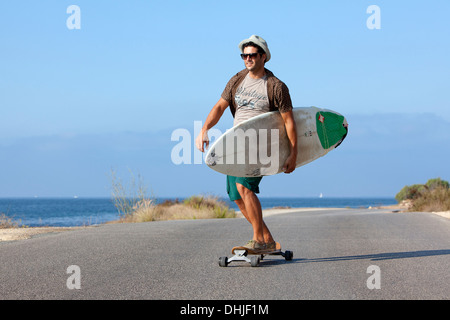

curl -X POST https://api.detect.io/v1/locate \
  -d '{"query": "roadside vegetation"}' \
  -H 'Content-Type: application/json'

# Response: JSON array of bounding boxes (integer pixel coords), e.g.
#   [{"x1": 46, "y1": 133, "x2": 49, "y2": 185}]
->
[
  {"x1": 0, "y1": 213, "x2": 20, "y2": 229},
  {"x1": 112, "y1": 196, "x2": 236, "y2": 223},
  {"x1": 395, "y1": 178, "x2": 450, "y2": 212},
  {"x1": 110, "y1": 170, "x2": 236, "y2": 223}
]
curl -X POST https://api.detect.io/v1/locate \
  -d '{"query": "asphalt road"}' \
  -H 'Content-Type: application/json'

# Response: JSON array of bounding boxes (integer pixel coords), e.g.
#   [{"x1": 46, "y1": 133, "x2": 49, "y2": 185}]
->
[{"x1": 1, "y1": 208, "x2": 449, "y2": 300}]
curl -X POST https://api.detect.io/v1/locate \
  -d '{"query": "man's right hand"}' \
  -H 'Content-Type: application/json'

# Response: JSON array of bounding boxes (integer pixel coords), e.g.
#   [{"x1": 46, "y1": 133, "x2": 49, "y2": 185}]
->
[
  {"x1": 195, "y1": 98, "x2": 229, "y2": 153},
  {"x1": 195, "y1": 130, "x2": 209, "y2": 153}
]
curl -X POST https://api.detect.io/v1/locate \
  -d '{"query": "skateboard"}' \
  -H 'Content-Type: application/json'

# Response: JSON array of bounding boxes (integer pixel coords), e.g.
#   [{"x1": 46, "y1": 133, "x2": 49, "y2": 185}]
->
[{"x1": 219, "y1": 242, "x2": 293, "y2": 267}]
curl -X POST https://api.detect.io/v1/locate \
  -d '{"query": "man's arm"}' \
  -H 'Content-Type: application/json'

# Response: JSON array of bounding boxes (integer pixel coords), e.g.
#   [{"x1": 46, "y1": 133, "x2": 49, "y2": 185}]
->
[
  {"x1": 280, "y1": 110, "x2": 297, "y2": 173},
  {"x1": 195, "y1": 98, "x2": 229, "y2": 152}
]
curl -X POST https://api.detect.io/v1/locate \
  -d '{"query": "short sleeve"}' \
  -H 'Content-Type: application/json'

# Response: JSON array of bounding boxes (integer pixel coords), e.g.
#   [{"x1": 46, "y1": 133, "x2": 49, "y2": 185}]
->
[
  {"x1": 221, "y1": 74, "x2": 239, "y2": 104},
  {"x1": 276, "y1": 82, "x2": 293, "y2": 113}
]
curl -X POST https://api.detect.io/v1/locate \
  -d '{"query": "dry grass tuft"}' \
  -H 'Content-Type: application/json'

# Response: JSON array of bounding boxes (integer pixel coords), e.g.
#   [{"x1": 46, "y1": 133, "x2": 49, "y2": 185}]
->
[
  {"x1": 112, "y1": 195, "x2": 236, "y2": 223},
  {"x1": 409, "y1": 187, "x2": 450, "y2": 212},
  {"x1": 110, "y1": 169, "x2": 235, "y2": 223},
  {"x1": 0, "y1": 213, "x2": 20, "y2": 229}
]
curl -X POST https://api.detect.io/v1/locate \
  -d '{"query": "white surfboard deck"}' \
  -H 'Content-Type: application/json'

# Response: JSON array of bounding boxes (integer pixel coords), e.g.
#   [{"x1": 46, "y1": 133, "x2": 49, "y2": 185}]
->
[{"x1": 205, "y1": 106, "x2": 348, "y2": 177}]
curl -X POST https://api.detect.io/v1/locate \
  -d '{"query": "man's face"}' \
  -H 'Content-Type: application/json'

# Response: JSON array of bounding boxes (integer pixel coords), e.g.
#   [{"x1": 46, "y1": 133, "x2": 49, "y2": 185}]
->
[{"x1": 243, "y1": 46, "x2": 266, "y2": 72}]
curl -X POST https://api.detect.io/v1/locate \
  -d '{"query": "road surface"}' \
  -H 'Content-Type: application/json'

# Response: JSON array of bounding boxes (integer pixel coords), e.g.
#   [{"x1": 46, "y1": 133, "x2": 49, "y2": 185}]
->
[{"x1": 1, "y1": 208, "x2": 449, "y2": 300}]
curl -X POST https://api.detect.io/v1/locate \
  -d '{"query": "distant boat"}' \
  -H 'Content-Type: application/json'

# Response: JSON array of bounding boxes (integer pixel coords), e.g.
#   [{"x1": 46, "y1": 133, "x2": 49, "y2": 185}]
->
[
  {"x1": 73, "y1": 196, "x2": 79, "y2": 199},
  {"x1": 319, "y1": 193, "x2": 323, "y2": 198}
]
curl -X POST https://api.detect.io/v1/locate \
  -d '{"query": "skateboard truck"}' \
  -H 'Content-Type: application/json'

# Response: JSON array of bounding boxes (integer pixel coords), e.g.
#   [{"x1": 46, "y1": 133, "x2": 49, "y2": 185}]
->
[{"x1": 219, "y1": 243, "x2": 293, "y2": 267}]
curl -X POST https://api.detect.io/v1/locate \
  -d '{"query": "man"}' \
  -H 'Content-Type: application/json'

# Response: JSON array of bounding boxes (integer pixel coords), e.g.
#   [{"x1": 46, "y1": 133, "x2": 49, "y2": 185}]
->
[{"x1": 196, "y1": 35, "x2": 297, "y2": 252}]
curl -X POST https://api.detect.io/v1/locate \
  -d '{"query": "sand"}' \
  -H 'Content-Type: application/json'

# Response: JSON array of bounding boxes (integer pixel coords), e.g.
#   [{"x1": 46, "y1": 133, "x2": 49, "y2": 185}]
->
[{"x1": 0, "y1": 226, "x2": 87, "y2": 242}]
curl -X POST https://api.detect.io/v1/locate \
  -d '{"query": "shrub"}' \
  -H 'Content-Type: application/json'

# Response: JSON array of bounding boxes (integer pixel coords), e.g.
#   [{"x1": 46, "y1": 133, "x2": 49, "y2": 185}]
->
[
  {"x1": 395, "y1": 184, "x2": 427, "y2": 202},
  {"x1": 410, "y1": 186, "x2": 450, "y2": 212},
  {"x1": 426, "y1": 178, "x2": 449, "y2": 191},
  {"x1": 396, "y1": 178, "x2": 450, "y2": 212}
]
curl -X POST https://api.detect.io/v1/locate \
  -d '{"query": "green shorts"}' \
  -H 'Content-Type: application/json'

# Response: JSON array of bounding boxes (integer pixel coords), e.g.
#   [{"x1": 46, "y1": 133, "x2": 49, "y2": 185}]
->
[{"x1": 226, "y1": 175, "x2": 263, "y2": 201}]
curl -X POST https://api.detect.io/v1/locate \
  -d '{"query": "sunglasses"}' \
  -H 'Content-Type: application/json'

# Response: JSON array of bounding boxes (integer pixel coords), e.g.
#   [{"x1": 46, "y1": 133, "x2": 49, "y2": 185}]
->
[{"x1": 240, "y1": 53, "x2": 260, "y2": 60}]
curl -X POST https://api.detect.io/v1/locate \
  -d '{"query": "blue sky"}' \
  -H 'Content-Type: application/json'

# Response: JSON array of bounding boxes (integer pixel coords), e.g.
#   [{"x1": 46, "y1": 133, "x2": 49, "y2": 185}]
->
[{"x1": 0, "y1": 1, "x2": 449, "y2": 198}]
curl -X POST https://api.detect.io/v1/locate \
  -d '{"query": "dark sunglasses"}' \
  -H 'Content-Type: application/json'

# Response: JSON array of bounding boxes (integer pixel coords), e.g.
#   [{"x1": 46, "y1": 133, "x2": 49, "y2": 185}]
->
[{"x1": 240, "y1": 53, "x2": 260, "y2": 60}]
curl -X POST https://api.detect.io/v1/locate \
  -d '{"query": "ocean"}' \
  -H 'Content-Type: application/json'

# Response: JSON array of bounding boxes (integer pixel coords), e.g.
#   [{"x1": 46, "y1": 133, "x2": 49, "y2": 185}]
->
[{"x1": 0, "y1": 197, "x2": 397, "y2": 228}]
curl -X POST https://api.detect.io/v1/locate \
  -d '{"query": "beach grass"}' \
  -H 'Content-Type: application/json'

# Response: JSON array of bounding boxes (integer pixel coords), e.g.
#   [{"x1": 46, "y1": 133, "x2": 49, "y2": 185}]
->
[
  {"x1": 0, "y1": 213, "x2": 20, "y2": 229},
  {"x1": 111, "y1": 170, "x2": 236, "y2": 223},
  {"x1": 110, "y1": 195, "x2": 236, "y2": 223},
  {"x1": 110, "y1": 168, "x2": 235, "y2": 223}
]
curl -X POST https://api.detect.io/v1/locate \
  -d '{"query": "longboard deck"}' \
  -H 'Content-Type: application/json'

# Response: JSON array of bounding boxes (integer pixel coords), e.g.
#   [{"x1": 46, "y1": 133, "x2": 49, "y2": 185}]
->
[{"x1": 231, "y1": 242, "x2": 282, "y2": 255}]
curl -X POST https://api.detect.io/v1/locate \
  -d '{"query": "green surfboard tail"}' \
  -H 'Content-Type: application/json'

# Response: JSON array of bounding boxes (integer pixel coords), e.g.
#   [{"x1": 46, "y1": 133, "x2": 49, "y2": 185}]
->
[{"x1": 316, "y1": 111, "x2": 348, "y2": 149}]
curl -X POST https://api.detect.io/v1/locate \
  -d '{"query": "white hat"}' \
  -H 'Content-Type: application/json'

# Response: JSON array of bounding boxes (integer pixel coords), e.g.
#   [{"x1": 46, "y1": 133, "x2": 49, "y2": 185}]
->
[{"x1": 238, "y1": 35, "x2": 271, "y2": 63}]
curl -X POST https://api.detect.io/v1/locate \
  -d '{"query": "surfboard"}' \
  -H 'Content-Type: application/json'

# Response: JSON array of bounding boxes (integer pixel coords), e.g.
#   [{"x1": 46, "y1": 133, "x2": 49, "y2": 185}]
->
[{"x1": 205, "y1": 106, "x2": 348, "y2": 177}]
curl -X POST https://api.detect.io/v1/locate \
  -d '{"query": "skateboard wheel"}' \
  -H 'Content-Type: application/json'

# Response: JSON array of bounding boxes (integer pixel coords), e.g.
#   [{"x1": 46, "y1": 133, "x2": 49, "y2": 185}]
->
[
  {"x1": 219, "y1": 256, "x2": 228, "y2": 267},
  {"x1": 284, "y1": 250, "x2": 293, "y2": 261},
  {"x1": 250, "y1": 256, "x2": 260, "y2": 267}
]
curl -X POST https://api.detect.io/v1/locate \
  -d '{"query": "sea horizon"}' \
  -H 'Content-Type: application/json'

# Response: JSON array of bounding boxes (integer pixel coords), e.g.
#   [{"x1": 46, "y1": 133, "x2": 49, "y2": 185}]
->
[{"x1": 0, "y1": 196, "x2": 397, "y2": 228}]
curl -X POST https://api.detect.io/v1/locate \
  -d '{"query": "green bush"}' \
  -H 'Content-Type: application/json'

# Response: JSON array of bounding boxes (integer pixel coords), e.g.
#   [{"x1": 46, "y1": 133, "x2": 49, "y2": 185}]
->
[
  {"x1": 426, "y1": 178, "x2": 449, "y2": 190},
  {"x1": 395, "y1": 184, "x2": 427, "y2": 202}
]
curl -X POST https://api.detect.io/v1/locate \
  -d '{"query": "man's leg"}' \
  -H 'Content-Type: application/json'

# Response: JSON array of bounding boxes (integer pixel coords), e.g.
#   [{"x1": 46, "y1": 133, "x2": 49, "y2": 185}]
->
[{"x1": 235, "y1": 183, "x2": 274, "y2": 245}]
